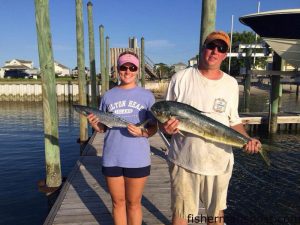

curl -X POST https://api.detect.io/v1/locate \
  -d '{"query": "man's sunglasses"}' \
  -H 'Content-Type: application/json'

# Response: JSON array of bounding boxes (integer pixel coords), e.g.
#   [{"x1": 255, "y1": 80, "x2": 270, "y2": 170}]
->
[
  {"x1": 205, "y1": 42, "x2": 228, "y2": 53},
  {"x1": 119, "y1": 65, "x2": 138, "y2": 72}
]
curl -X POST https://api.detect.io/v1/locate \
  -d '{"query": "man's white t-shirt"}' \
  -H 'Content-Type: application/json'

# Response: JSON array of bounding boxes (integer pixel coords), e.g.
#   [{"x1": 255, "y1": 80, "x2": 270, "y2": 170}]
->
[{"x1": 166, "y1": 67, "x2": 242, "y2": 175}]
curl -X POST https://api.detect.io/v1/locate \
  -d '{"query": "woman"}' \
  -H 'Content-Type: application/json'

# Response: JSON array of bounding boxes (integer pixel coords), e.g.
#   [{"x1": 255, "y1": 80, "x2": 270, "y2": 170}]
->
[{"x1": 87, "y1": 51, "x2": 157, "y2": 225}]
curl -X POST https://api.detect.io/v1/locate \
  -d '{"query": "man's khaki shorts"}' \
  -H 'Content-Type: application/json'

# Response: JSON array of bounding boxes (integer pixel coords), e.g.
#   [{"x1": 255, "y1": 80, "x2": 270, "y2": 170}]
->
[{"x1": 168, "y1": 162, "x2": 232, "y2": 219}]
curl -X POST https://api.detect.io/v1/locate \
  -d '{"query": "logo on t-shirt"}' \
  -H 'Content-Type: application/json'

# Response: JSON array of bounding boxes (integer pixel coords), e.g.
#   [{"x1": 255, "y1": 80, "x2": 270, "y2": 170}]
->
[
  {"x1": 107, "y1": 100, "x2": 145, "y2": 118},
  {"x1": 213, "y1": 98, "x2": 227, "y2": 113}
]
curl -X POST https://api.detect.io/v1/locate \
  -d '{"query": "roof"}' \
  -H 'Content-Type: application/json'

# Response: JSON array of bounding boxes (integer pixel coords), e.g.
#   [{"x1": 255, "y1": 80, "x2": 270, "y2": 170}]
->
[
  {"x1": 189, "y1": 57, "x2": 197, "y2": 61},
  {"x1": 5, "y1": 59, "x2": 32, "y2": 64},
  {"x1": 173, "y1": 62, "x2": 187, "y2": 66},
  {"x1": 54, "y1": 61, "x2": 69, "y2": 69},
  {"x1": 2, "y1": 64, "x2": 30, "y2": 70}
]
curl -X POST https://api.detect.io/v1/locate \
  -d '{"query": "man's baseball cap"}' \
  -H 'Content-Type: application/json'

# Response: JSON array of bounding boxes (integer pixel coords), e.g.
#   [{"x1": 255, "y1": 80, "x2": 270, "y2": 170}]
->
[{"x1": 204, "y1": 31, "x2": 230, "y2": 48}]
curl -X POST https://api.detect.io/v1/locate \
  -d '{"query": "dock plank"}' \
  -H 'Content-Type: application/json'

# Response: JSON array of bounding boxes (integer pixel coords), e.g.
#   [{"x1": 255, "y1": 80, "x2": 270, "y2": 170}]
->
[
  {"x1": 240, "y1": 112, "x2": 300, "y2": 124},
  {"x1": 44, "y1": 132, "x2": 206, "y2": 225}
]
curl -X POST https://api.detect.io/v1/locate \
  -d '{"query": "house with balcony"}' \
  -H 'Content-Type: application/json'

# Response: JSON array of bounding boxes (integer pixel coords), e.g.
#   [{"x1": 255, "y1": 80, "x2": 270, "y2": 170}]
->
[{"x1": 0, "y1": 59, "x2": 39, "y2": 78}]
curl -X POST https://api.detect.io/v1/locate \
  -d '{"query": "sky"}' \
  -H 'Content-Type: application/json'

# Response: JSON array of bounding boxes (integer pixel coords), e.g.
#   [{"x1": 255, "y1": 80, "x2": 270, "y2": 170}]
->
[{"x1": 0, "y1": 0, "x2": 299, "y2": 72}]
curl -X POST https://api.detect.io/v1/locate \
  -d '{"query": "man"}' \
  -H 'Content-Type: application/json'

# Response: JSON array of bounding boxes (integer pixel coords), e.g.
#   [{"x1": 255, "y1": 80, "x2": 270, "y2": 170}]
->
[{"x1": 160, "y1": 31, "x2": 261, "y2": 225}]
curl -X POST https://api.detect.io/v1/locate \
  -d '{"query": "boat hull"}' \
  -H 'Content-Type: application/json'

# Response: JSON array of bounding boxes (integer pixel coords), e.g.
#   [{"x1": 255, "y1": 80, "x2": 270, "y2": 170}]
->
[
  {"x1": 263, "y1": 37, "x2": 300, "y2": 67},
  {"x1": 239, "y1": 9, "x2": 300, "y2": 67}
]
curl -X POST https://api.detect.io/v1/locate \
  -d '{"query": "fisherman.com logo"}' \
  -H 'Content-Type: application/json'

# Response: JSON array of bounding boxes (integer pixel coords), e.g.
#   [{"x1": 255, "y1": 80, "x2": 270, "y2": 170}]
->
[{"x1": 187, "y1": 214, "x2": 300, "y2": 224}]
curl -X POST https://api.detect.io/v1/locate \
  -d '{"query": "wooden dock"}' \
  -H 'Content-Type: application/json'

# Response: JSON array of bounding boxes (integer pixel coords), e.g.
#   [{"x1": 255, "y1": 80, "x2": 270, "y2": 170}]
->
[
  {"x1": 43, "y1": 132, "x2": 206, "y2": 225},
  {"x1": 42, "y1": 112, "x2": 300, "y2": 225},
  {"x1": 240, "y1": 112, "x2": 300, "y2": 132}
]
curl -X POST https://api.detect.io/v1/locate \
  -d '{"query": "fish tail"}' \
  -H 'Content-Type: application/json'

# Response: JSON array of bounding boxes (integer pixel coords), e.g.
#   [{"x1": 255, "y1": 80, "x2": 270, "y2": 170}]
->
[{"x1": 259, "y1": 146, "x2": 271, "y2": 166}]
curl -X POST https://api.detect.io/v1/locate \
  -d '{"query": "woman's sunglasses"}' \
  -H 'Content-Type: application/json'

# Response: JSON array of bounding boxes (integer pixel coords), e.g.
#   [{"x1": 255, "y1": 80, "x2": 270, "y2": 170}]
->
[
  {"x1": 205, "y1": 42, "x2": 228, "y2": 53},
  {"x1": 119, "y1": 65, "x2": 138, "y2": 72}
]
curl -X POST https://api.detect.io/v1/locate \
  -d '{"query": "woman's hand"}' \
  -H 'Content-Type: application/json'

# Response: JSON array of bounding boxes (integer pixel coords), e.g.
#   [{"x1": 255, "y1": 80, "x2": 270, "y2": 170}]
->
[
  {"x1": 87, "y1": 114, "x2": 104, "y2": 133},
  {"x1": 127, "y1": 124, "x2": 148, "y2": 137}
]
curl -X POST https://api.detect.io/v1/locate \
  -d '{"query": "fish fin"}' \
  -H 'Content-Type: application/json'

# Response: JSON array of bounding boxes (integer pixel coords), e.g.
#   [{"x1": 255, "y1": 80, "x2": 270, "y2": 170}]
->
[
  {"x1": 178, "y1": 130, "x2": 185, "y2": 137},
  {"x1": 259, "y1": 146, "x2": 271, "y2": 167},
  {"x1": 261, "y1": 144, "x2": 281, "y2": 152},
  {"x1": 172, "y1": 116, "x2": 190, "y2": 122},
  {"x1": 136, "y1": 119, "x2": 150, "y2": 128}
]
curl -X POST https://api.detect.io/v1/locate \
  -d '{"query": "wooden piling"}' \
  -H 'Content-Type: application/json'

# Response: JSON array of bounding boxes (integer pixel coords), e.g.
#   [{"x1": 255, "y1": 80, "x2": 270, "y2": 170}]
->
[
  {"x1": 34, "y1": 0, "x2": 62, "y2": 188},
  {"x1": 269, "y1": 53, "x2": 282, "y2": 133},
  {"x1": 199, "y1": 0, "x2": 217, "y2": 56},
  {"x1": 141, "y1": 37, "x2": 145, "y2": 87},
  {"x1": 76, "y1": 0, "x2": 88, "y2": 142},
  {"x1": 128, "y1": 37, "x2": 131, "y2": 48},
  {"x1": 99, "y1": 25, "x2": 105, "y2": 96},
  {"x1": 87, "y1": 1, "x2": 97, "y2": 108},
  {"x1": 105, "y1": 36, "x2": 110, "y2": 91},
  {"x1": 244, "y1": 73, "x2": 251, "y2": 112},
  {"x1": 244, "y1": 49, "x2": 252, "y2": 112}
]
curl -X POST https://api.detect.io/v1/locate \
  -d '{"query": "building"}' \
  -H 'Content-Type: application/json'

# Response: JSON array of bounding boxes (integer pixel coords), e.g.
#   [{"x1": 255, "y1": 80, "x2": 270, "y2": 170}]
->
[
  {"x1": 188, "y1": 56, "x2": 197, "y2": 67},
  {"x1": 172, "y1": 62, "x2": 187, "y2": 73},
  {"x1": 0, "y1": 59, "x2": 38, "y2": 78},
  {"x1": 54, "y1": 61, "x2": 71, "y2": 77},
  {"x1": 71, "y1": 66, "x2": 90, "y2": 78}
]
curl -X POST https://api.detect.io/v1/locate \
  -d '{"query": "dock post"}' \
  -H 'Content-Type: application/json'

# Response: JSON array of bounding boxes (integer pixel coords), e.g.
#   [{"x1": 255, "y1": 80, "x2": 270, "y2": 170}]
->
[
  {"x1": 278, "y1": 59, "x2": 286, "y2": 111},
  {"x1": 198, "y1": 0, "x2": 216, "y2": 56},
  {"x1": 128, "y1": 37, "x2": 132, "y2": 48},
  {"x1": 141, "y1": 37, "x2": 145, "y2": 87},
  {"x1": 269, "y1": 53, "x2": 281, "y2": 133},
  {"x1": 278, "y1": 84, "x2": 282, "y2": 111},
  {"x1": 87, "y1": 2, "x2": 97, "y2": 108},
  {"x1": 244, "y1": 73, "x2": 251, "y2": 112},
  {"x1": 34, "y1": 0, "x2": 62, "y2": 188},
  {"x1": 99, "y1": 25, "x2": 106, "y2": 96},
  {"x1": 76, "y1": 0, "x2": 88, "y2": 142},
  {"x1": 106, "y1": 36, "x2": 110, "y2": 91},
  {"x1": 243, "y1": 49, "x2": 252, "y2": 112}
]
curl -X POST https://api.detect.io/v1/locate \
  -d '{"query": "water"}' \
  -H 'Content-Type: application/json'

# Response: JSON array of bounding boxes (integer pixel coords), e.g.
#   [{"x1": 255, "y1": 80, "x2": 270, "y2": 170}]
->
[
  {"x1": 0, "y1": 92, "x2": 299, "y2": 225},
  {"x1": 0, "y1": 102, "x2": 89, "y2": 225},
  {"x1": 227, "y1": 92, "x2": 300, "y2": 225}
]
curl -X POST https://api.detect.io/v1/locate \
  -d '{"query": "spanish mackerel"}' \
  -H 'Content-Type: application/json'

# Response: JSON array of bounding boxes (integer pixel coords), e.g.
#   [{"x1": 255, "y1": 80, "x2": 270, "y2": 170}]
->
[
  {"x1": 151, "y1": 101, "x2": 270, "y2": 166},
  {"x1": 73, "y1": 104, "x2": 135, "y2": 128}
]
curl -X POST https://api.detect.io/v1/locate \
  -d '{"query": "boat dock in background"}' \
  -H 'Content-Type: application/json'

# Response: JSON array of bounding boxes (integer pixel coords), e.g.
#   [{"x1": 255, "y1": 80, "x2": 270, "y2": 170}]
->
[
  {"x1": 241, "y1": 112, "x2": 300, "y2": 132},
  {"x1": 43, "y1": 133, "x2": 206, "y2": 225}
]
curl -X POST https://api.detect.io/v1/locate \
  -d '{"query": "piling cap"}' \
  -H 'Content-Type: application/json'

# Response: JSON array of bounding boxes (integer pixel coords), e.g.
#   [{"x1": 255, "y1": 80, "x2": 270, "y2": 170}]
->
[{"x1": 204, "y1": 31, "x2": 230, "y2": 49}]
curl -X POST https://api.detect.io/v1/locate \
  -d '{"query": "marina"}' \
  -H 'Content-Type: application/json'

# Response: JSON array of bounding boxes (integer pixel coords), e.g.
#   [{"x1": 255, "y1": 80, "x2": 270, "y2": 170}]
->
[{"x1": 1, "y1": 1, "x2": 300, "y2": 225}]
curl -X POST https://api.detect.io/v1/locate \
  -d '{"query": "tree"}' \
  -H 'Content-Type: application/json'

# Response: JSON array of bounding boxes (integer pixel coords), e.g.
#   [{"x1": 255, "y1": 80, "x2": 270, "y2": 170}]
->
[
  {"x1": 154, "y1": 63, "x2": 173, "y2": 79},
  {"x1": 221, "y1": 31, "x2": 269, "y2": 76}
]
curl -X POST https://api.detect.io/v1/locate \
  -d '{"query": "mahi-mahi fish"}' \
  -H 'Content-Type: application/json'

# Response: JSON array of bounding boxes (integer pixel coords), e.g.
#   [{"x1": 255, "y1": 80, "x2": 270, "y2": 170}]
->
[
  {"x1": 73, "y1": 104, "x2": 148, "y2": 128},
  {"x1": 151, "y1": 101, "x2": 270, "y2": 166}
]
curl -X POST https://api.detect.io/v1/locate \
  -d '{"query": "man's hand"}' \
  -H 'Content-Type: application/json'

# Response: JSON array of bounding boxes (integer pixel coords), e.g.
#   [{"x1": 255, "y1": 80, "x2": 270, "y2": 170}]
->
[
  {"x1": 159, "y1": 118, "x2": 180, "y2": 135},
  {"x1": 244, "y1": 138, "x2": 261, "y2": 154}
]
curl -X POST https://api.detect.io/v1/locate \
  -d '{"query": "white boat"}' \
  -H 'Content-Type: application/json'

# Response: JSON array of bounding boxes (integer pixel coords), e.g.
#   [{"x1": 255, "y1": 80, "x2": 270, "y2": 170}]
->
[{"x1": 239, "y1": 9, "x2": 300, "y2": 67}]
